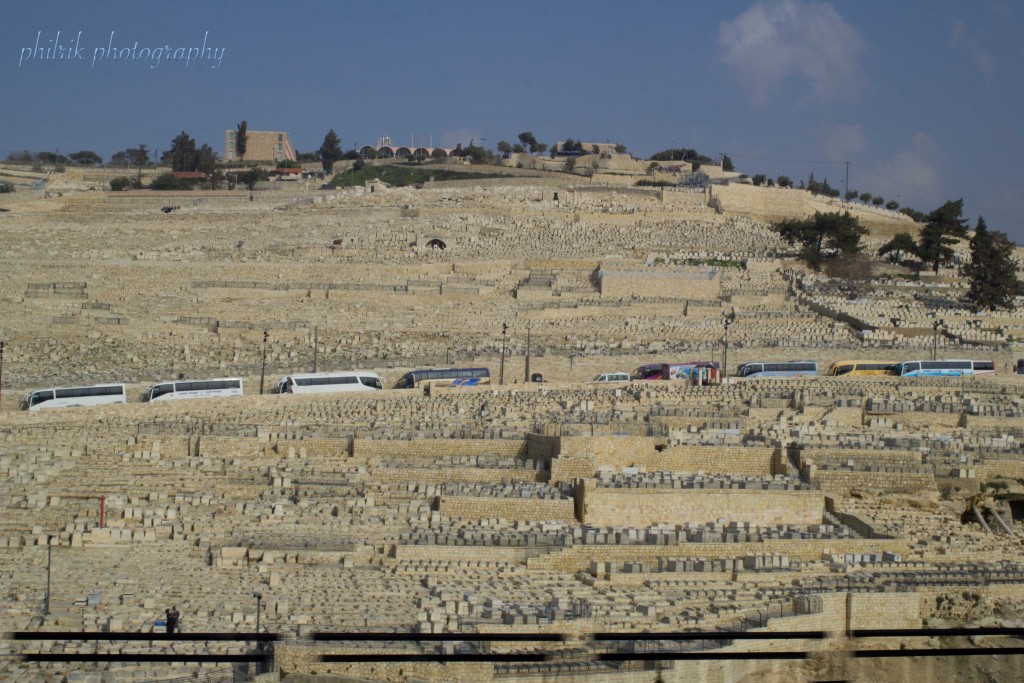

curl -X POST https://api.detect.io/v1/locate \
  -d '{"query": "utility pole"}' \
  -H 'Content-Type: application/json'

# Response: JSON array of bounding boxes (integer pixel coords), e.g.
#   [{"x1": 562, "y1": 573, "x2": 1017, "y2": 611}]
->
[
  {"x1": 44, "y1": 534, "x2": 52, "y2": 617},
  {"x1": 259, "y1": 330, "x2": 268, "y2": 394},
  {"x1": 932, "y1": 320, "x2": 942, "y2": 361},
  {"x1": 312, "y1": 326, "x2": 318, "y2": 373},
  {"x1": 844, "y1": 161, "x2": 849, "y2": 206},
  {"x1": 524, "y1": 321, "x2": 532, "y2": 382},
  {"x1": 499, "y1": 322, "x2": 508, "y2": 385}
]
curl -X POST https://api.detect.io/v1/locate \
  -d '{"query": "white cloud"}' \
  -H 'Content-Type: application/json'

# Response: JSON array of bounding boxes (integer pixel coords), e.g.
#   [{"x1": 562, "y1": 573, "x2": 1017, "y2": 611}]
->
[
  {"x1": 864, "y1": 133, "x2": 944, "y2": 210},
  {"x1": 950, "y1": 18, "x2": 995, "y2": 85},
  {"x1": 821, "y1": 123, "x2": 865, "y2": 162},
  {"x1": 718, "y1": 1, "x2": 865, "y2": 104}
]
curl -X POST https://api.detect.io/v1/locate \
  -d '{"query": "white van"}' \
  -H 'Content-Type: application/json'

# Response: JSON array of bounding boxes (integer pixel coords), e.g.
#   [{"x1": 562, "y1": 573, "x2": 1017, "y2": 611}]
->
[{"x1": 591, "y1": 372, "x2": 630, "y2": 383}]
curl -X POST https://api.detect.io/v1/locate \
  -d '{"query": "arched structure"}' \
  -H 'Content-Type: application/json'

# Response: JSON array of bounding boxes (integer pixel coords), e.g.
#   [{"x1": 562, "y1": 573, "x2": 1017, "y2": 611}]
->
[{"x1": 358, "y1": 144, "x2": 454, "y2": 160}]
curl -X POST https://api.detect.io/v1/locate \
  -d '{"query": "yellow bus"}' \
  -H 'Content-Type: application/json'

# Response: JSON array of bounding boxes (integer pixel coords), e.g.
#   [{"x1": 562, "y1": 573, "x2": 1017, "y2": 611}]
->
[{"x1": 826, "y1": 360, "x2": 894, "y2": 377}]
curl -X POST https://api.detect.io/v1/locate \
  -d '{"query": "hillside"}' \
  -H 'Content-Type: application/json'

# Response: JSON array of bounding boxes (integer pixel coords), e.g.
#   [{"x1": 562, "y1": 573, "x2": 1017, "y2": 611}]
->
[{"x1": 2, "y1": 168, "x2": 1024, "y2": 682}]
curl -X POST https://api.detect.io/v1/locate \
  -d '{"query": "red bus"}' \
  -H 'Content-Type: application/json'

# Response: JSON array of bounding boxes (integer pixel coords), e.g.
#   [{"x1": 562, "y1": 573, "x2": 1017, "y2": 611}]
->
[
  {"x1": 631, "y1": 362, "x2": 720, "y2": 382},
  {"x1": 631, "y1": 363, "x2": 665, "y2": 380},
  {"x1": 661, "y1": 362, "x2": 720, "y2": 382}
]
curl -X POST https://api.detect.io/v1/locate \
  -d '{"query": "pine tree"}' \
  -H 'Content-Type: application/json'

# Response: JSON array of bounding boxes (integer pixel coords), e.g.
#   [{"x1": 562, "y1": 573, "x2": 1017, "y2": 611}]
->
[
  {"x1": 167, "y1": 132, "x2": 198, "y2": 173},
  {"x1": 197, "y1": 144, "x2": 216, "y2": 176},
  {"x1": 775, "y1": 211, "x2": 867, "y2": 271},
  {"x1": 877, "y1": 232, "x2": 919, "y2": 264},
  {"x1": 917, "y1": 199, "x2": 969, "y2": 273},
  {"x1": 518, "y1": 132, "x2": 538, "y2": 154},
  {"x1": 965, "y1": 216, "x2": 1019, "y2": 311}
]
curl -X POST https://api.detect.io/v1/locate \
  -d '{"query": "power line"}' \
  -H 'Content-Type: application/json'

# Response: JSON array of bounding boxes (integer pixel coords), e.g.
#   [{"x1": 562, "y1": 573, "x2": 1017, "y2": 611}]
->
[
  {"x1": 727, "y1": 152, "x2": 937, "y2": 197},
  {"x1": 724, "y1": 153, "x2": 848, "y2": 166},
  {"x1": 854, "y1": 164, "x2": 936, "y2": 195}
]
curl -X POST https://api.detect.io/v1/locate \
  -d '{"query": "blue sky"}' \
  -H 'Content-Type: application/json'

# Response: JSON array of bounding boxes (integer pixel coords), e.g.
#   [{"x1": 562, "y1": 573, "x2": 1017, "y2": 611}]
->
[{"x1": 3, "y1": 1, "x2": 1022, "y2": 242}]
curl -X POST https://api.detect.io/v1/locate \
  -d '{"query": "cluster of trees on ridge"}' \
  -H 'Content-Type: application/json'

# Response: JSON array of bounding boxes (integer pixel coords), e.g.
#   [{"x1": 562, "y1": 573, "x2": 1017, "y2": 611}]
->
[
  {"x1": 748, "y1": 172, "x2": 913, "y2": 217},
  {"x1": 5, "y1": 150, "x2": 103, "y2": 167},
  {"x1": 494, "y1": 133, "x2": 631, "y2": 159},
  {"x1": 5, "y1": 135, "x2": 916, "y2": 216},
  {"x1": 775, "y1": 198, "x2": 1020, "y2": 312},
  {"x1": 105, "y1": 135, "x2": 269, "y2": 192},
  {"x1": 5, "y1": 134, "x2": 1015, "y2": 267}
]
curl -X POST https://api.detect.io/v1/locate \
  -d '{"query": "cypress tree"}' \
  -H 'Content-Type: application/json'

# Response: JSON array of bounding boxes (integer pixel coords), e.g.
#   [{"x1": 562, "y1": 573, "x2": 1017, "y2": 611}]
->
[
  {"x1": 319, "y1": 129, "x2": 342, "y2": 174},
  {"x1": 235, "y1": 121, "x2": 247, "y2": 160}
]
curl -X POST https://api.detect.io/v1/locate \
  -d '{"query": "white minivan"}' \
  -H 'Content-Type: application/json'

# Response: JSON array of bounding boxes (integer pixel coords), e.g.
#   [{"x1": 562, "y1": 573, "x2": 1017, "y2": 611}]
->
[{"x1": 591, "y1": 372, "x2": 630, "y2": 383}]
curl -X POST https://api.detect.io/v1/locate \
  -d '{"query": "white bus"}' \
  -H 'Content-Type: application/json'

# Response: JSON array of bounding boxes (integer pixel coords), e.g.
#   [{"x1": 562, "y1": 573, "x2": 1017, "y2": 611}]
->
[
  {"x1": 271, "y1": 371, "x2": 384, "y2": 394},
  {"x1": 22, "y1": 383, "x2": 127, "y2": 411},
  {"x1": 142, "y1": 377, "x2": 243, "y2": 402},
  {"x1": 889, "y1": 359, "x2": 995, "y2": 377},
  {"x1": 738, "y1": 361, "x2": 819, "y2": 379}
]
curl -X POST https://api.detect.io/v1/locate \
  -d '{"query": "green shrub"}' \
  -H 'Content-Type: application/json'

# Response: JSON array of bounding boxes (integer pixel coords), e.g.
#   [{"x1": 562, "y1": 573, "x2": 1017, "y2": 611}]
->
[
  {"x1": 109, "y1": 176, "x2": 142, "y2": 191},
  {"x1": 149, "y1": 173, "x2": 196, "y2": 191}
]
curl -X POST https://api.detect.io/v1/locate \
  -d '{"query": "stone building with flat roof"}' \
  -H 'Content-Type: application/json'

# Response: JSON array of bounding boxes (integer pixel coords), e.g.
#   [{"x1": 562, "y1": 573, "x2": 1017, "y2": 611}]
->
[
  {"x1": 553, "y1": 141, "x2": 622, "y2": 156},
  {"x1": 224, "y1": 129, "x2": 296, "y2": 163}
]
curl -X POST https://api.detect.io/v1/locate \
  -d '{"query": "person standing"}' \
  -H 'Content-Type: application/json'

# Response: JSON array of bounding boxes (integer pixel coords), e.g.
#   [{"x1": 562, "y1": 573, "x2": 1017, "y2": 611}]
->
[{"x1": 166, "y1": 606, "x2": 180, "y2": 634}]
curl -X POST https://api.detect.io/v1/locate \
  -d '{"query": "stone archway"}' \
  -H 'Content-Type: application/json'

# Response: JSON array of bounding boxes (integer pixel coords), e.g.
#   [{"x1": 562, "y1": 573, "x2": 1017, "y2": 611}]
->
[{"x1": 426, "y1": 238, "x2": 447, "y2": 250}]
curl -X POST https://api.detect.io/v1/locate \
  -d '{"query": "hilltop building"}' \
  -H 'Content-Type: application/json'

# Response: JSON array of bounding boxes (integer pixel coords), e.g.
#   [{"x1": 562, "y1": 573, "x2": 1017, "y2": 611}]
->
[
  {"x1": 358, "y1": 136, "x2": 454, "y2": 160},
  {"x1": 224, "y1": 129, "x2": 296, "y2": 163},
  {"x1": 553, "y1": 141, "x2": 622, "y2": 157}
]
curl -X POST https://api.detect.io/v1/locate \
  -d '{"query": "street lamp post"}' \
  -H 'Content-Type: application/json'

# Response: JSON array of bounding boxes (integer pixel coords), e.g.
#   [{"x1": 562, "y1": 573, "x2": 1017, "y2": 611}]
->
[
  {"x1": 259, "y1": 330, "x2": 269, "y2": 394},
  {"x1": 499, "y1": 323, "x2": 508, "y2": 385},
  {"x1": 722, "y1": 314, "x2": 735, "y2": 380},
  {"x1": 932, "y1": 320, "x2": 942, "y2": 361}
]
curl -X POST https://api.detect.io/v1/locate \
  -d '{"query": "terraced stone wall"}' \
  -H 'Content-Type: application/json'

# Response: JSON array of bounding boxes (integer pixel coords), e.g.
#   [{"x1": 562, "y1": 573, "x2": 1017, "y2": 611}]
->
[{"x1": 581, "y1": 485, "x2": 825, "y2": 527}]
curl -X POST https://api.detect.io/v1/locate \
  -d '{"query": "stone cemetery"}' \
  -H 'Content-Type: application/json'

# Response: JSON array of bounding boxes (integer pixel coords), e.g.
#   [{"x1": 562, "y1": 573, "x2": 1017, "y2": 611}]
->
[{"x1": 1, "y1": 167, "x2": 1024, "y2": 681}]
